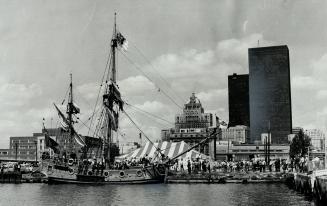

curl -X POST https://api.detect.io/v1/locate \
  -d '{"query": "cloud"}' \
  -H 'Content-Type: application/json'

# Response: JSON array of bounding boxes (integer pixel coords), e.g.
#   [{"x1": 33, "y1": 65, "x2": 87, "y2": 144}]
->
[
  {"x1": 107, "y1": 33, "x2": 272, "y2": 142},
  {"x1": 76, "y1": 82, "x2": 99, "y2": 101},
  {"x1": 197, "y1": 89, "x2": 227, "y2": 103},
  {"x1": 0, "y1": 80, "x2": 47, "y2": 146},
  {"x1": 243, "y1": 20, "x2": 248, "y2": 33},
  {"x1": 0, "y1": 82, "x2": 42, "y2": 107},
  {"x1": 146, "y1": 34, "x2": 271, "y2": 92},
  {"x1": 119, "y1": 75, "x2": 156, "y2": 97},
  {"x1": 134, "y1": 101, "x2": 169, "y2": 115},
  {"x1": 291, "y1": 53, "x2": 327, "y2": 132},
  {"x1": 0, "y1": 0, "x2": 326, "y2": 149}
]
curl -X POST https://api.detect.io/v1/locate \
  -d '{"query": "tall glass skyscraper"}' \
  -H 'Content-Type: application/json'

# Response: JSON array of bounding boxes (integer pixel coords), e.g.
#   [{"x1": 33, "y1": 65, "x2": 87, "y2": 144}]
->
[
  {"x1": 228, "y1": 73, "x2": 250, "y2": 128},
  {"x1": 249, "y1": 45, "x2": 292, "y2": 144}
]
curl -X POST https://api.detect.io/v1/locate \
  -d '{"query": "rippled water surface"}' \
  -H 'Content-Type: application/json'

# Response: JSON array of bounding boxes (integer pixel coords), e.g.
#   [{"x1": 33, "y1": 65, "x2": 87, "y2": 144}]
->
[{"x1": 0, "y1": 183, "x2": 318, "y2": 206}]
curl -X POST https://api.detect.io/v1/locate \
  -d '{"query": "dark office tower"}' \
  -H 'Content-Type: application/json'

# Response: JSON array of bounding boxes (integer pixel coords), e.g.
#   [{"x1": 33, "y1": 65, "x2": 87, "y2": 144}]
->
[
  {"x1": 228, "y1": 73, "x2": 250, "y2": 128},
  {"x1": 249, "y1": 45, "x2": 292, "y2": 144}
]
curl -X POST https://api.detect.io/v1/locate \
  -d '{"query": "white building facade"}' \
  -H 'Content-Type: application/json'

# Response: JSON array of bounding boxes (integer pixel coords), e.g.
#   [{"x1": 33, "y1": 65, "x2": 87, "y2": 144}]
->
[
  {"x1": 305, "y1": 129, "x2": 326, "y2": 152},
  {"x1": 221, "y1": 125, "x2": 249, "y2": 144}
]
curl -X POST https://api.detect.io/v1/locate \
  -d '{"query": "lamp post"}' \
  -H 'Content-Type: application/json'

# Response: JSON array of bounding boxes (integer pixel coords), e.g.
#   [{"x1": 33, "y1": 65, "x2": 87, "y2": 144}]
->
[
  {"x1": 15, "y1": 142, "x2": 18, "y2": 161},
  {"x1": 34, "y1": 140, "x2": 37, "y2": 163}
]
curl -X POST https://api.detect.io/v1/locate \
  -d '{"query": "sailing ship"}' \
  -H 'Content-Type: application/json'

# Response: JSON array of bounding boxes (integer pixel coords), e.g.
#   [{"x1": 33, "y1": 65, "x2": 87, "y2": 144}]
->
[
  {"x1": 41, "y1": 13, "x2": 216, "y2": 184},
  {"x1": 41, "y1": 14, "x2": 167, "y2": 184}
]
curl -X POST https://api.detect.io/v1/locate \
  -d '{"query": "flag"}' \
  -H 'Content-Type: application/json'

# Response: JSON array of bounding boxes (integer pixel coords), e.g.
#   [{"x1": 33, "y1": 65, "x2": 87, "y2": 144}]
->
[
  {"x1": 54, "y1": 103, "x2": 86, "y2": 147},
  {"x1": 116, "y1": 32, "x2": 128, "y2": 50},
  {"x1": 59, "y1": 121, "x2": 69, "y2": 131},
  {"x1": 54, "y1": 103, "x2": 70, "y2": 126},
  {"x1": 44, "y1": 128, "x2": 60, "y2": 154},
  {"x1": 73, "y1": 133, "x2": 86, "y2": 147},
  {"x1": 71, "y1": 102, "x2": 80, "y2": 114},
  {"x1": 215, "y1": 115, "x2": 219, "y2": 127},
  {"x1": 220, "y1": 121, "x2": 228, "y2": 126},
  {"x1": 54, "y1": 103, "x2": 69, "y2": 130}
]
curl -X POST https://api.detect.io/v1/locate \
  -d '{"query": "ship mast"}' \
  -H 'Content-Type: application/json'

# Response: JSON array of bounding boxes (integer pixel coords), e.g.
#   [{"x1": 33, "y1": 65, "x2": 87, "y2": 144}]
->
[
  {"x1": 103, "y1": 12, "x2": 120, "y2": 169},
  {"x1": 111, "y1": 12, "x2": 117, "y2": 83},
  {"x1": 67, "y1": 73, "x2": 74, "y2": 156}
]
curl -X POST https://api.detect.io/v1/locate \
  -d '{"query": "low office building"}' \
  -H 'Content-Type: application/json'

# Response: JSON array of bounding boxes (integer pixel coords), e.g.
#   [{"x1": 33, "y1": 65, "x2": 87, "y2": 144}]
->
[
  {"x1": 305, "y1": 129, "x2": 326, "y2": 152},
  {"x1": 292, "y1": 127, "x2": 303, "y2": 135},
  {"x1": 35, "y1": 134, "x2": 57, "y2": 161},
  {"x1": 0, "y1": 149, "x2": 11, "y2": 160},
  {"x1": 9, "y1": 136, "x2": 37, "y2": 161},
  {"x1": 215, "y1": 142, "x2": 290, "y2": 161},
  {"x1": 221, "y1": 125, "x2": 249, "y2": 144}
]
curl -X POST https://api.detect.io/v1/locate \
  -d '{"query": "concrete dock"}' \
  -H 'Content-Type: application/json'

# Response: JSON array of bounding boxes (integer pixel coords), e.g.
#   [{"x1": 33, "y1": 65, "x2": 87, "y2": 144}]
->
[
  {"x1": 286, "y1": 169, "x2": 327, "y2": 203},
  {"x1": 166, "y1": 171, "x2": 286, "y2": 184}
]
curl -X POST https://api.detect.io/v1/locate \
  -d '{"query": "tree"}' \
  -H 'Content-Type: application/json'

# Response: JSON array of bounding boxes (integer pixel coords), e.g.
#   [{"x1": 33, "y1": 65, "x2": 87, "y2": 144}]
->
[{"x1": 289, "y1": 129, "x2": 311, "y2": 159}]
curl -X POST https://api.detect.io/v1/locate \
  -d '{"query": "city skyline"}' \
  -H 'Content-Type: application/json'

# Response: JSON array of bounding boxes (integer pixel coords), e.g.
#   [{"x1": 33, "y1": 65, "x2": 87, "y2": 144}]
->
[{"x1": 0, "y1": 0, "x2": 327, "y2": 147}]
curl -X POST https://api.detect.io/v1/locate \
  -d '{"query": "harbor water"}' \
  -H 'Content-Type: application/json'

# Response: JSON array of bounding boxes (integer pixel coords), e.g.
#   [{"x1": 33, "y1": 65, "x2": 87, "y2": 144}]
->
[{"x1": 0, "y1": 183, "x2": 318, "y2": 206}]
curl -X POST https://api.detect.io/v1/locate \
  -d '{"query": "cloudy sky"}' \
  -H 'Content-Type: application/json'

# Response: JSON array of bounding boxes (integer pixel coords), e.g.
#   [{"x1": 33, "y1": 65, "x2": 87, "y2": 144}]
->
[{"x1": 0, "y1": 0, "x2": 327, "y2": 147}]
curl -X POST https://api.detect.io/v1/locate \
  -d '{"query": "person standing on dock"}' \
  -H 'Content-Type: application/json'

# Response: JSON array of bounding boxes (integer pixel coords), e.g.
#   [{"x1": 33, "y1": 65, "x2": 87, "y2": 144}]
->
[
  {"x1": 187, "y1": 160, "x2": 191, "y2": 174},
  {"x1": 180, "y1": 159, "x2": 184, "y2": 172}
]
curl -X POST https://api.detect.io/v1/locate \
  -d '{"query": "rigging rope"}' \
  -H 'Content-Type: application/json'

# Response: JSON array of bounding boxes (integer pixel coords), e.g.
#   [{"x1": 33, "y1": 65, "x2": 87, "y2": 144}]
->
[
  {"x1": 119, "y1": 50, "x2": 183, "y2": 110},
  {"x1": 126, "y1": 106, "x2": 171, "y2": 129},
  {"x1": 88, "y1": 48, "x2": 113, "y2": 135},
  {"x1": 93, "y1": 107, "x2": 106, "y2": 138},
  {"x1": 122, "y1": 110, "x2": 163, "y2": 156},
  {"x1": 124, "y1": 102, "x2": 174, "y2": 126},
  {"x1": 75, "y1": 106, "x2": 102, "y2": 132},
  {"x1": 73, "y1": 114, "x2": 103, "y2": 139},
  {"x1": 129, "y1": 43, "x2": 185, "y2": 105},
  {"x1": 61, "y1": 85, "x2": 70, "y2": 105}
]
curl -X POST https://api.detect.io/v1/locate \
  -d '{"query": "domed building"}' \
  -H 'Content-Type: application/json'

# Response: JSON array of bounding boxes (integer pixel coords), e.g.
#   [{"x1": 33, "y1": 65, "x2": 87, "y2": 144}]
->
[{"x1": 161, "y1": 93, "x2": 215, "y2": 157}]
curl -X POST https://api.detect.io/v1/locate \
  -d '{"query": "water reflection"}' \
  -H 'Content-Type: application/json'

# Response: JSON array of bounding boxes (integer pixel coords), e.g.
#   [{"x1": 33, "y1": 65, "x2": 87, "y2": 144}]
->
[{"x1": 0, "y1": 183, "x2": 318, "y2": 206}]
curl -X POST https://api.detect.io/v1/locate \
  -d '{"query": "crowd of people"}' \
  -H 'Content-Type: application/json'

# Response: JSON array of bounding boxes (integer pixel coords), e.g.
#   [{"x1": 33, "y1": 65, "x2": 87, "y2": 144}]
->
[
  {"x1": 0, "y1": 162, "x2": 36, "y2": 174},
  {"x1": 112, "y1": 155, "x2": 289, "y2": 174},
  {"x1": 113, "y1": 154, "x2": 326, "y2": 175}
]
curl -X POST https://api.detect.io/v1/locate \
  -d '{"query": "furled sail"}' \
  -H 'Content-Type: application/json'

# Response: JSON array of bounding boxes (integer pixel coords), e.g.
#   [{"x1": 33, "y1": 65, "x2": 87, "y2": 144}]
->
[
  {"x1": 43, "y1": 127, "x2": 60, "y2": 154},
  {"x1": 106, "y1": 107, "x2": 118, "y2": 131},
  {"x1": 54, "y1": 103, "x2": 86, "y2": 147},
  {"x1": 73, "y1": 133, "x2": 86, "y2": 147},
  {"x1": 54, "y1": 104, "x2": 70, "y2": 126}
]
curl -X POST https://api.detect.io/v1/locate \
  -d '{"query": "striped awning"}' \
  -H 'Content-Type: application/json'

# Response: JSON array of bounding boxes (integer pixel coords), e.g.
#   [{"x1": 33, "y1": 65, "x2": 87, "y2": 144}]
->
[{"x1": 116, "y1": 141, "x2": 210, "y2": 161}]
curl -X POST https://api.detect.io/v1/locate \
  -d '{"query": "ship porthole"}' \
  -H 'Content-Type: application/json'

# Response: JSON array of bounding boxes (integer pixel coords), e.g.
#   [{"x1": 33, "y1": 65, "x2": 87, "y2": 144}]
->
[
  {"x1": 119, "y1": 171, "x2": 125, "y2": 178},
  {"x1": 69, "y1": 168, "x2": 74, "y2": 175},
  {"x1": 104, "y1": 171, "x2": 109, "y2": 177},
  {"x1": 68, "y1": 158, "x2": 74, "y2": 166},
  {"x1": 136, "y1": 170, "x2": 143, "y2": 177}
]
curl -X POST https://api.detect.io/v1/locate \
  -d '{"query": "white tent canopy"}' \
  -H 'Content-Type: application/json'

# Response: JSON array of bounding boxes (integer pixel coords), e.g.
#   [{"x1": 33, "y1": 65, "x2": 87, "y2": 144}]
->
[{"x1": 116, "y1": 141, "x2": 210, "y2": 162}]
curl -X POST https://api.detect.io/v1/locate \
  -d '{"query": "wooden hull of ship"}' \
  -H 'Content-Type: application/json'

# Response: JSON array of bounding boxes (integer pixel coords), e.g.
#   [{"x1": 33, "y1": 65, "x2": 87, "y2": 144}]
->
[{"x1": 45, "y1": 166, "x2": 164, "y2": 185}]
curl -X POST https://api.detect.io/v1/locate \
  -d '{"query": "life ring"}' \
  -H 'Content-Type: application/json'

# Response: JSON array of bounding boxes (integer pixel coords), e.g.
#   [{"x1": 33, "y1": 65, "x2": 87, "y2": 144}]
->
[
  {"x1": 136, "y1": 170, "x2": 143, "y2": 177},
  {"x1": 47, "y1": 167, "x2": 53, "y2": 175},
  {"x1": 104, "y1": 171, "x2": 109, "y2": 177},
  {"x1": 119, "y1": 171, "x2": 125, "y2": 178},
  {"x1": 88, "y1": 171, "x2": 93, "y2": 176},
  {"x1": 68, "y1": 158, "x2": 74, "y2": 166},
  {"x1": 68, "y1": 168, "x2": 74, "y2": 175}
]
